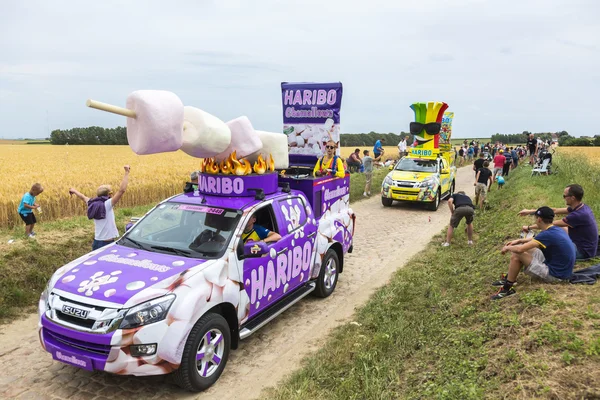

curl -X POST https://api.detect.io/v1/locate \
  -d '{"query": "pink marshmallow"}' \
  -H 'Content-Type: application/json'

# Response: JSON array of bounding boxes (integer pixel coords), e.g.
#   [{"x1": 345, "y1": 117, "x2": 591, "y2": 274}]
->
[{"x1": 214, "y1": 116, "x2": 263, "y2": 161}]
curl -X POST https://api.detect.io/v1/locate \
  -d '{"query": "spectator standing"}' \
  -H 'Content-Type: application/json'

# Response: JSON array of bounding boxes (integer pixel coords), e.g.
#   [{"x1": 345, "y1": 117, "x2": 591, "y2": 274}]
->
[
  {"x1": 373, "y1": 138, "x2": 385, "y2": 159},
  {"x1": 362, "y1": 150, "x2": 381, "y2": 197},
  {"x1": 493, "y1": 149, "x2": 506, "y2": 179},
  {"x1": 398, "y1": 136, "x2": 408, "y2": 158},
  {"x1": 458, "y1": 147, "x2": 465, "y2": 166},
  {"x1": 510, "y1": 147, "x2": 518, "y2": 169},
  {"x1": 502, "y1": 149, "x2": 513, "y2": 177},
  {"x1": 527, "y1": 134, "x2": 538, "y2": 165},
  {"x1": 474, "y1": 161, "x2": 493, "y2": 210},
  {"x1": 473, "y1": 152, "x2": 485, "y2": 178},
  {"x1": 18, "y1": 183, "x2": 44, "y2": 238},
  {"x1": 70, "y1": 165, "x2": 131, "y2": 250}
]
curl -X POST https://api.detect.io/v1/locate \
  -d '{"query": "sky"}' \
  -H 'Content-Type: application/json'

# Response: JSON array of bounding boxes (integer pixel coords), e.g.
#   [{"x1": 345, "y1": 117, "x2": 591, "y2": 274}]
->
[{"x1": 1, "y1": 0, "x2": 599, "y2": 139}]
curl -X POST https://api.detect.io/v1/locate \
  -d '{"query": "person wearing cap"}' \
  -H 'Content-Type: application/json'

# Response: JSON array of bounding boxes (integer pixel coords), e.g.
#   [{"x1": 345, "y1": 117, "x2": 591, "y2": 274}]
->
[
  {"x1": 190, "y1": 170, "x2": 199, "y2": 184},
  {"x1": 519, "y1": 184, "x2": 598, "y2": 259},
  {"x1": 492, "y1": 149, "x2": 506, "y2": 181},
  {"x1": 491, "y1": 206, "x2": 576, "y2": 300},
  {"x1": 70, "y1": 165, "x2": 131, "y2": 250}
]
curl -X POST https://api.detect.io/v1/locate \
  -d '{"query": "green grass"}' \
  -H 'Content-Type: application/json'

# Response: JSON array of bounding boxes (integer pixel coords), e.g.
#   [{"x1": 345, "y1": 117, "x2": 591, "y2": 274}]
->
[
  {"x1": 0, "y1": 172, "x2": 385, "y2": 323},
  {"x1": 263, "y1": 153, "x2": 600, "y2": 400}
]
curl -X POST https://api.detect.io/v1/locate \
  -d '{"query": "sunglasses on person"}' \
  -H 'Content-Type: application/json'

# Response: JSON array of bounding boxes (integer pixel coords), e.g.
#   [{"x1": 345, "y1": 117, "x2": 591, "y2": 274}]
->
[
  {"x1": 326, "y1": 145, "x2": 336, "y2": 150},
  {"x1": 410, "y1": 122, "x2": 441, "y2": 135}
]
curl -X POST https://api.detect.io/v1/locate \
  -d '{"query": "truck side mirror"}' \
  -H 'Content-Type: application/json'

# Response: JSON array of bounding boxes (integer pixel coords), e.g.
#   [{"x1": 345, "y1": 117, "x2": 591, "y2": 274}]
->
[
  {"x1": 243, "y1": 241, "x2": 269, "y2": 258},
  {"x1": 441, "y1": 169, "x2": 450, "y2": 174},
  {"x1": 388, "y1": 165, "x2": 394, "y2": 171}
]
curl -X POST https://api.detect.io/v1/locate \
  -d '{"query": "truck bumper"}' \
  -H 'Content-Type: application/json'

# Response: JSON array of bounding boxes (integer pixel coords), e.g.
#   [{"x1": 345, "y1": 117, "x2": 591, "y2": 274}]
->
[{"x1": 382, "y1": 186, "x2": 437, "y2": 202}]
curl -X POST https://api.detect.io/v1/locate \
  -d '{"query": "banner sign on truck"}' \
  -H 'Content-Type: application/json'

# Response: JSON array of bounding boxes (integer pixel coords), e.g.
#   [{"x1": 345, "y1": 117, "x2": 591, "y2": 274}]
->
[
  {"x1": 439, "y1": 111, "x2": 454, "y2": 152},
  {"x1": 281, "y1": 82, "x2": 343, "y2": 158}
]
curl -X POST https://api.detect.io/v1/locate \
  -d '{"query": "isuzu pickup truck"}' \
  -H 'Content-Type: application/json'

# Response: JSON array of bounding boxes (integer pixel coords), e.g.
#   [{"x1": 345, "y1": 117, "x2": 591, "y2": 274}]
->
[{"x1": 38, "y1": 156, "x2": 355, "y2": 391}]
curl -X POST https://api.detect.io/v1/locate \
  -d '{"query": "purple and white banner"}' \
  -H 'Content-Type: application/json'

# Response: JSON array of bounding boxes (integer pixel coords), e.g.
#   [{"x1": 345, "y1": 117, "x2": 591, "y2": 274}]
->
[{"x1": 281, "y1": 82, "x2": 343, "y2": 158}]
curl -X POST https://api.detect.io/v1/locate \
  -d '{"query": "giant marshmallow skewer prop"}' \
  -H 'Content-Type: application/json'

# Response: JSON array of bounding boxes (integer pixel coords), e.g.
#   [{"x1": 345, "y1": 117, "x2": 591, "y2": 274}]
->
[
  {"x1": 86, "y1": 90, "x2": 185, "y2": 155},
  {"x1": 181, "y1": 106, "x2": 231, "y2": 158}
]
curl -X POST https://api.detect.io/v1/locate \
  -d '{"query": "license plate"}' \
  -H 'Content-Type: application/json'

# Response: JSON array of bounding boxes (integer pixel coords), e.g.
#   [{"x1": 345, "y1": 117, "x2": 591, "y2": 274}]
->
[
  {"x1": 397, "y1": 195, "x2": 413, "y2": 201},
  {"x1": 52, "y1": 348, "x2": 93, "y2": 371},
  {"x1": 62, "y1": 305, "x2": 89, "y2": 319}
]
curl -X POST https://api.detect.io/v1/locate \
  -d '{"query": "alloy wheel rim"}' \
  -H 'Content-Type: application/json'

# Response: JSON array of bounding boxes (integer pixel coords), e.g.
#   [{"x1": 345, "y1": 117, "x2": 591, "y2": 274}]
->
[
  {"x1": 196, "y1": 328, "x2": 225, "y2": 378},
  {"x1": 323, "y1": 258, "x2": 337, "y2": 290}
]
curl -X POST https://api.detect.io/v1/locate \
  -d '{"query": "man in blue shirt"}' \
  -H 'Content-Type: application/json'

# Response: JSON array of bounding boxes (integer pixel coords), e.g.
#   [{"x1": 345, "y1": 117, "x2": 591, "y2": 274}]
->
[
  {"x1": 373, "y1": 138, "x2": 385, "y2": 159},
  {"x1": 491, "y1": 206, "x2": 576, "y2": 300},
  {"x1": 519, "y1": 184, "x2": 598, "y2": 259}
]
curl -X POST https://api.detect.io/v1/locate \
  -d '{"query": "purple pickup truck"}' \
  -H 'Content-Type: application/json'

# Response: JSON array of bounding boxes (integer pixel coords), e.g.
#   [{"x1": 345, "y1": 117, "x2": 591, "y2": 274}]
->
[{"x1": 38, "y1": 156, "x2": 355, "y2": 391}]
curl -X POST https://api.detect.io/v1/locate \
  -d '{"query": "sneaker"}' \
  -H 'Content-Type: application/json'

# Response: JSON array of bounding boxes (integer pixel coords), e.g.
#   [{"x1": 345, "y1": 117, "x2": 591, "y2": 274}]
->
[
  {"x1": 491, "y1": 287, "x2": 516, "y2": 300},
  {"x1": 467, "y1": 240, "x2": 473, "y2": 245},
  {"x1": 363, "y1": 192, "x2": 368, "y2": 197},
  {"x1": 442, "y1": 242, "x2": 450, "y2": 247},
  {"x1": 29, "y1": 232, "x2": 36, "y2": 237},
  {"x1": 28, "y1": 233, "x2": 36, "y2": 239},
  {"x1": 491, "y1": 273, "x2": 518, "y2": 287},
  {"x1": 367, "y1": 192, "x2": 371, "y2": 196}
]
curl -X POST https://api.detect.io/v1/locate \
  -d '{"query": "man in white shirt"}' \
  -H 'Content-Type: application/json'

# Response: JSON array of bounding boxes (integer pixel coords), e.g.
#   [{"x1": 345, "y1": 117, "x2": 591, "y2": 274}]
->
[
  {"x1": 398, "y1": 135, "x2": 408, "y2": 158},
  {"x1": 70, "y1": 165, "x2": 131, "y2": 250}
]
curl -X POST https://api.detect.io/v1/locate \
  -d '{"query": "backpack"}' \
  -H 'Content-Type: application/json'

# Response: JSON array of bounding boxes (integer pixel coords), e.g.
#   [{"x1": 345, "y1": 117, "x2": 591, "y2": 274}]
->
[{"x1": 319, "y1": 155, "x2": 339, "y2": 176}]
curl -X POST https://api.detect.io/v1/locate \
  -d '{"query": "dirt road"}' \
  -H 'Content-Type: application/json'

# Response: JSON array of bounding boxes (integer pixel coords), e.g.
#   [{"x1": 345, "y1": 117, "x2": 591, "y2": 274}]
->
[{"x1": 0, "y1": 166, "x2": 476, "y2": 400}]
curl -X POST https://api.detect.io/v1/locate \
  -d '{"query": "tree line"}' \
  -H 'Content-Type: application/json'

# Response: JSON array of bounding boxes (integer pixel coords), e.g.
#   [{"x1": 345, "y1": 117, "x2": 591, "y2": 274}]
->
[
  {"x1": 48, "y1": 126, "x2": 600, "y2": 147},
  {"x1": 50, "y1": 127, "x2": 127, "y2": 145}
]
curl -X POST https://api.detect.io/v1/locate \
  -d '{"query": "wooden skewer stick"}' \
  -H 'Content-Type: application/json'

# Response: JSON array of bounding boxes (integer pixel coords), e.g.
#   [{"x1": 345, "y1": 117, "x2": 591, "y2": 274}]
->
[{"x1": 86, "y1": 99, "x2": 137, "y2": 118}]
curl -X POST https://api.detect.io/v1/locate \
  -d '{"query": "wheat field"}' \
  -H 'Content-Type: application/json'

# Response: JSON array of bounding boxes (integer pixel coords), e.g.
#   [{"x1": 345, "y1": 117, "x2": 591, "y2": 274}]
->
[
  {"x1": 559, "y1": 147, "x2": 600, "y2": 163},
  {"x1": 1, "y1": 145, "x2": 202, "y2": 227}
]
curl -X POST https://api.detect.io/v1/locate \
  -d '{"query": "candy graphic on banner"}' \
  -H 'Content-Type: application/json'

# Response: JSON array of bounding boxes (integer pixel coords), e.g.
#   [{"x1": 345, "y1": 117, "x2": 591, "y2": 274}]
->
[
  {"x1": 281, "y1": 82, "x2": 343, "y2": 158},
  {"x1": 439, "y1": 111, "x2": 454, "y2": 152}
]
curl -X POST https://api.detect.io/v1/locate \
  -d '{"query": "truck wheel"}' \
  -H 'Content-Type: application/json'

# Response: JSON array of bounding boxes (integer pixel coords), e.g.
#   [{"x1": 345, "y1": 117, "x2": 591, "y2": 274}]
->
[
  {"x1": 173, "y1": 313, "x2": 231, "y2": 392},
  {"x1": 381, "y1": 197, "x2": 393, "y2": 207},
  {"x1": 314, "y1": 249, "x2": 339, "y2": 298},
  {"x1": 446, "y1": 181, "x2": 455, "y2": 199},
  {"x1": 427, "y1": 192, "x2": 440, "y2": 211}
]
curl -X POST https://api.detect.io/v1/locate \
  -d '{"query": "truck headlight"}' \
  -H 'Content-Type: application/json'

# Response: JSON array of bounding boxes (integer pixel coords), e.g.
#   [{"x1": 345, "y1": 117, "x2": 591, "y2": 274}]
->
[
  {"x1": 417, "y1": 179, "x2": 435, "y2": 188},
  {"x1": 119, "y1": 294, "x2": 176, "y2": 329},
  {"x1": 383, "y1": 176, "x2": 393, "y2": 188},
  {"x1": 39, "y1": 283, "x2": 51, "y2": 314}
]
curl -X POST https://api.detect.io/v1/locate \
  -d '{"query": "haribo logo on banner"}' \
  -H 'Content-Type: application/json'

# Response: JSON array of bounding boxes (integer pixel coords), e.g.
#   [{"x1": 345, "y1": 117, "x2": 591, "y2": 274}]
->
[{"x1": 281, "y1": 82, "x2": 343, "y2": 158}]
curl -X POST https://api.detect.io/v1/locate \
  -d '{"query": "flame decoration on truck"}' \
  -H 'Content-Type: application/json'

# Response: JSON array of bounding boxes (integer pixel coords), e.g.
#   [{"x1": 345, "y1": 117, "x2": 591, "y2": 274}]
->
[{"x1": 201, "y1": 151, "x2": 276, "y2": 176}]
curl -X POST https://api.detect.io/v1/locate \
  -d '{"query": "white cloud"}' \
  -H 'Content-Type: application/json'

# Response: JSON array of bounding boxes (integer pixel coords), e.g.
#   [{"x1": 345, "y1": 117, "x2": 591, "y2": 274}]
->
[{"x1": 0, "y1": 0, "x2": 599, "y2": 139}]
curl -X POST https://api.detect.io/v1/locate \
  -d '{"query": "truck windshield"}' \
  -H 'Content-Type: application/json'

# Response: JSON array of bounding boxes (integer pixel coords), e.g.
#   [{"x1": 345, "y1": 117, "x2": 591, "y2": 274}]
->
[
  {"x1": 119, "y1": 202, "x2": 241, "y2": 259},
  {"x1": 394, "y1": 158, "x2": 437, "y2": 173}
]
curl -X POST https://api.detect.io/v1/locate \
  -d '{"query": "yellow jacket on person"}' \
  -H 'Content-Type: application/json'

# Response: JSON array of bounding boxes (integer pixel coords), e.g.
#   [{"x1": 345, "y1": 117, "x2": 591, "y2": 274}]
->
[{"x1": 313, "y1": 156, "x2": 345, "y2": 178}]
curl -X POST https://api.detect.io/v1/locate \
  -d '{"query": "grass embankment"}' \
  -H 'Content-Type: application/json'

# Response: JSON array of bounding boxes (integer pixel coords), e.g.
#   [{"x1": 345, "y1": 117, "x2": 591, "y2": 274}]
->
[
  {"x1": 0, "y1": 169, "x2": 388, "y2": 323},
  {"x1": 264, "y1": 154, "x2": 600, "y2": 400}
]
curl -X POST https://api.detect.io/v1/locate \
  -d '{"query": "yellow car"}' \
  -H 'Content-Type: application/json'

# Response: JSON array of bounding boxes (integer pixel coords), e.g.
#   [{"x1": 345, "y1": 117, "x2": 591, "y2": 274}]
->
[{"x1": 381, "y1": 154, "x2": 456, "y2": 211}]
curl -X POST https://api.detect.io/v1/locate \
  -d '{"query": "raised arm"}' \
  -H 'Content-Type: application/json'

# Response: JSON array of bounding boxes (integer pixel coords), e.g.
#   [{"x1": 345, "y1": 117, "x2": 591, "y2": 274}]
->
[
  {"x1": 69, "y1": 188, "x2": 90, "y2": 203},
  {"x1": 111, "y1": 165, "x2": 130, "y2": 206}
]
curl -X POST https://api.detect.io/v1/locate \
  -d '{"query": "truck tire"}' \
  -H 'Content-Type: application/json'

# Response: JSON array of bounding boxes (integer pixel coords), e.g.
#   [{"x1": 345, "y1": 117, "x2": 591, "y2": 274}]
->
[
  {"x1": 314, "y1": 249, "x2": 339, "y2": 298},
  {"x1": 427, "y1": 192, "x2": 440, "y2": 211},
  {"x1": 381, "y1": 197, "x2": 393, "y2": 207},
  {"x1": 173, "y1": 313, "x2": 231, "y2": 392}
]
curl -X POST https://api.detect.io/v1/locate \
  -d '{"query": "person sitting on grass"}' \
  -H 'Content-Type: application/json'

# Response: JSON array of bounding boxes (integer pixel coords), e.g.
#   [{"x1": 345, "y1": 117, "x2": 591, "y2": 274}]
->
[
  {"x1": 18, "y1": 183, "x2": 44, "y2": 238},
  {"x1": 442, "y1": 191, "x2": 475, "y2": 247},
  {"x1": 346, "y1": 148, "x2": 362, "y2": 173},
  {"x1": 474, "y1": 161, "x2": 493, "y2": 210},
  {"x1": 519, "y1": 184, "x2": 598, "y2": 259},
  {"x1": 491, "y1": 207, "x2": 576, "y2": 300}
]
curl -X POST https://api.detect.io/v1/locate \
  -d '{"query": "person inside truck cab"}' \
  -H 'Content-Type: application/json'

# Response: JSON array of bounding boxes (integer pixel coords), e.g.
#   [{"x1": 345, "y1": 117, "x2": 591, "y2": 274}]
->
[
  {"x1": 242, "y1": 214, "x2": 282, "y2": 244},
  {"x1": 313, "y1": 140, "x2": 345, "y2": 178}
]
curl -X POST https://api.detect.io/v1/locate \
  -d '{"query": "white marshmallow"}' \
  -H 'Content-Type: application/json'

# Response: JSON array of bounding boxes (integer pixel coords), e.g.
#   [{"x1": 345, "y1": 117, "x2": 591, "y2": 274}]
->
[
  {"x1": 246, "y1": 130, "x2": 289, "y2": 169},
  {"x1": 125, "y1": 90, "x2": 184, "y2": 155},
  {"x1": 215, "y1": 116, "x2": 263, "y2": 161},
  {"x1": 180, "y1": 106, "x2": 231, "y2": 158}
]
